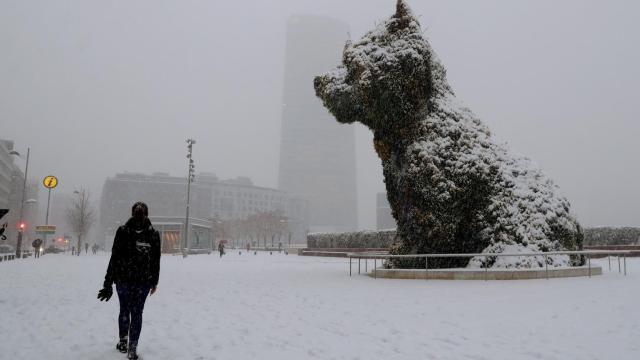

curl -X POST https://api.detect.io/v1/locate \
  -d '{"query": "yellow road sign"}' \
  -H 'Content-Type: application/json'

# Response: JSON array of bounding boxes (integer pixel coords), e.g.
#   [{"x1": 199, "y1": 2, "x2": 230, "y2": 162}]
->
[{"x1": 43, "y1": 175, "x2": 58, "y2": 189}]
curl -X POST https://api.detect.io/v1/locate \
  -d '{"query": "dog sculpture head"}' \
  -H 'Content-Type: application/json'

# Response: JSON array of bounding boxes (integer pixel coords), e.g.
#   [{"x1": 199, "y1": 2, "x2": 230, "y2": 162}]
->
[{"x1": 314, "y1": 1, "x2": 432, "y2": 135}]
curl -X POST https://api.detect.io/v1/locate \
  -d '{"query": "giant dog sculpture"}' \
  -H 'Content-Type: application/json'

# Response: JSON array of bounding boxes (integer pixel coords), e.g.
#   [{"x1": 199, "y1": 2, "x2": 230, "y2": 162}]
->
[{"x1": 314, "y1": 0, "x2": 583, "y2": 268}]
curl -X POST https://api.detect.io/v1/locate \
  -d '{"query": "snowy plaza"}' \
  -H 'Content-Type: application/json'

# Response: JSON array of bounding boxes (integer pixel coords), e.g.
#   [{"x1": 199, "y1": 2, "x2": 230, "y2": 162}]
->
[{"x1": 1, "y1": 252, "x2": 638, "y2": 360}]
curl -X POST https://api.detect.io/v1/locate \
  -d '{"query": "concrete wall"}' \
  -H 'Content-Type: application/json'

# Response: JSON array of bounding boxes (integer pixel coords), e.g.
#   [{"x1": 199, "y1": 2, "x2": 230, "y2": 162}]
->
[{"x1": 369, "y1": 266, "x2": 603, "y2": 280}]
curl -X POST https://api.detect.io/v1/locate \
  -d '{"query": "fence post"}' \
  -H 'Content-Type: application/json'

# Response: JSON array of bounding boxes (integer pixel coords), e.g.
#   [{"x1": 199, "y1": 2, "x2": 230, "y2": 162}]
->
[
  {"x1": 545, "y1": 254, "x2": 549, "y2": 280},
  {"x1": 624, "y1": 254, "x2": 627, "y2": 276},
  {"x1": 374, "y1": 258, "x2": 377, "y2": 279},
  {"x1": 425, "y1": 256, "x2": 428, "y2": 281},
  {"x1": 484, "y1": 256, "x2": 488, "y2": 281},
  {"x1": 588, "y1": 253, "x2": 591, "y2": 278},
  {"x1": 608, "y1": 255, "x2": 611, "y2": 271},
  {"x1": 358, "y1": 258, "x2": 361, "y2": 275},
  {"x1": 349, "y1": 257, "x2": 352, "y2": 277},
  {"x1": 618, "y1": 256, "x2": 621, "y2": 273}
]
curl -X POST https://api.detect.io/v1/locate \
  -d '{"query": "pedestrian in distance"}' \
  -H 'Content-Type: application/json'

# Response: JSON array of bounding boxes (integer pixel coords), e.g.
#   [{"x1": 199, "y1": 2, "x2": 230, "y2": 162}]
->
[
  {"x1": 85, "y1": 242, "x2": 89, "y2": 254},
  {"x1": 218, "y1": 240, "x2": 225, "y2": 258},
  {"x1": 72, "y1": 246, "x2": 75, "y2": 255},
  {"x1": 97, "y1": 202, "x2": 161, "y2": 360},
  {"x1": 32, "y1": 238, "x2": 42, "y2": 258}
]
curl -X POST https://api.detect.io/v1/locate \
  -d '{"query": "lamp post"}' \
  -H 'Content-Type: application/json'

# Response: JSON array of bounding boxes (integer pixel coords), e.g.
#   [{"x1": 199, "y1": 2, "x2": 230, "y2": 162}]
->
[
  {"x1": 72, "y1": 189, "x2": 92, "y2": 256},
  {"x1": 9, "y1": 148, "x2": 29, "y2": 258},
  {"x1": 183, "y1": 139, "x2": 196, "y2": 258},
  {"x1": 24, "y1": 198, "x2": 37, "y2": 252}
]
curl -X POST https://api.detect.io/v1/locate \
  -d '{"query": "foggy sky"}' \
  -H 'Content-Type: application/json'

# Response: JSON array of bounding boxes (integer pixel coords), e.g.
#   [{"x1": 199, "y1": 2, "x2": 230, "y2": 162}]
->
[{"x1": 1, "y1": 0, "x2": 639, "y2": 229}]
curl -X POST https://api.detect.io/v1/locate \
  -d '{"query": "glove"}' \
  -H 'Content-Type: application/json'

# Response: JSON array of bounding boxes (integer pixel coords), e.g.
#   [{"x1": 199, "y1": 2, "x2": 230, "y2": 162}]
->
[{"x1": 97, "y1": 286, "x2": 113, "y2": 302}]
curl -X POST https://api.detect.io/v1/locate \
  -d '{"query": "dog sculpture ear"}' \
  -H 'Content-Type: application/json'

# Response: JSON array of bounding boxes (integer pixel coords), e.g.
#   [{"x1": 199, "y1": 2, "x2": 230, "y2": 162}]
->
[
  {"x1": 389, "y1": 0, "x2": 416, "y2": 33},
  {"x1": 341, "y1": 39, "x2": 352, "y2": 71},
  {"x1": 396, "y1": 0, "x2": 411, "y2": 19}
]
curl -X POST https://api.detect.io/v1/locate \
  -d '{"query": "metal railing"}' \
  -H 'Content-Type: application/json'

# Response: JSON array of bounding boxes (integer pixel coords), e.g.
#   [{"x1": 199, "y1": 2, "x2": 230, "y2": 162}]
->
[
  {"x1": 1, "y1": 254, "x2": 16, "y2": 262},
  {"x1": 348, "y1": 250, "x2": 633, "y2": 280}
]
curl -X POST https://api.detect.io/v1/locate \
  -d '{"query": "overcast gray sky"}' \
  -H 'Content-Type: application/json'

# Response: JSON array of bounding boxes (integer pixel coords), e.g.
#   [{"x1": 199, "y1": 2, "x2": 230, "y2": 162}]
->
[{"x1": 1, "y1": 0, "x2": 639, "y2": 229}]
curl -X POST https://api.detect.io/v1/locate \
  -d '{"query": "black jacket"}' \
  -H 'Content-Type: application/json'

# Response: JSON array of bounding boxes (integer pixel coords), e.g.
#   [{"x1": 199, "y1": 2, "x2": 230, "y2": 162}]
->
[{"x1": 104, "y1": 217, "x2": 161, "y2": 287}]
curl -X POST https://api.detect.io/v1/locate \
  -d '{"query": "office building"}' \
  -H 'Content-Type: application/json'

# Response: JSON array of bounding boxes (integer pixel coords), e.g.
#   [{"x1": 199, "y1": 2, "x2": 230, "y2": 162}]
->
[{"x1": 278, "y1": 15, "x2": 358, "y2": 233}]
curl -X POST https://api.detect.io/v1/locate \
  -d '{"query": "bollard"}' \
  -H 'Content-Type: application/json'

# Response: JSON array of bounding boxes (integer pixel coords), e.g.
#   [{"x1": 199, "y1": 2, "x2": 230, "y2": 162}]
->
[
  {"x1": 608, "y1": 256, "x2": 611, "y2": 271},
  {"x1": 624, "y1": 255, "x2": 627, "y2": 276},
  {"x1": 349, "y1": 257, "x2": 352, "y2": 277},
  {"x1": 358, "y1": 258, "x2": 361, "y2": 275},
  {"x1": 588, "y1": 254, "x2": 591, "y2": 278},
  {"x1": 618, "y1": 256, "x2": 621, "y2": 273}
]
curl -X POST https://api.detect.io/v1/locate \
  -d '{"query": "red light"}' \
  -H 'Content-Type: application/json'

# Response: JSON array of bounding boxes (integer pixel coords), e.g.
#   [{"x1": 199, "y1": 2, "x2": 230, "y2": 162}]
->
[{"x1": 19, "y1": 223, "x2": 25, "y2": 230}]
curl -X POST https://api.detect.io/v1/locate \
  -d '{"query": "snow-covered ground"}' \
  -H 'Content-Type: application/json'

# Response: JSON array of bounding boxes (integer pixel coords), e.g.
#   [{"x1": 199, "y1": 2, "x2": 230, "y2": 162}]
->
[{"x1": 1, "y1": 252, "x2": 638, "y2": 360}]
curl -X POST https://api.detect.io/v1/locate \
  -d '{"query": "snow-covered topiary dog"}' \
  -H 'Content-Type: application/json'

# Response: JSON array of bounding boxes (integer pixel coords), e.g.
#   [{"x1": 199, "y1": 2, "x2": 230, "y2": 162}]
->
[{"x1": 314, "y1": 0, "x2": 583, "y2": 269}]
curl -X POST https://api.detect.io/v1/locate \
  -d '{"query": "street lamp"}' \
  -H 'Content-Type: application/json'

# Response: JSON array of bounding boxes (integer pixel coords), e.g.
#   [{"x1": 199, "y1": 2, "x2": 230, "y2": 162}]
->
[
  {"x1": 183, "y1": 138, "x2": 196, "y2": 258},
  {"x1": 24, "y1": 198, "x2": 37, "y2": 250},
  {"x1": 9, "y1": 148, "x2": 30, "y2": 258}
]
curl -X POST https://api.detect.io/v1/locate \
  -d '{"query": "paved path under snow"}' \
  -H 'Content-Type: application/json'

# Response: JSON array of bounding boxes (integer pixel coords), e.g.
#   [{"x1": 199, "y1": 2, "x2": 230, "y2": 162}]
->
[{"x1": 0, "y1": 252, "x2": 638, "y2": 359}]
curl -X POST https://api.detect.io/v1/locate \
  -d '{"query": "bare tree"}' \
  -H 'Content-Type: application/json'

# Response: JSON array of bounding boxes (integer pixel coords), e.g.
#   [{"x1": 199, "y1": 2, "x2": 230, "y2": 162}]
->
[
  {"x1": 66, "y1": 188, "x2": 96, "y2": 256},
  {"x1": 241, "y1": 211, "x2": 286, "y2": 249}
]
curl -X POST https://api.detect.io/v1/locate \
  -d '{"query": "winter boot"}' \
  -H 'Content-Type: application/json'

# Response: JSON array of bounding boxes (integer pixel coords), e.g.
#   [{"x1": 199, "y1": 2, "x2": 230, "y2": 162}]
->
[
  {"x1": 116, "y1": 337, "x2": 128, "y2": 353},
  {"x1": 127, "y1": 345, "x2": 139, "y2": 360}
]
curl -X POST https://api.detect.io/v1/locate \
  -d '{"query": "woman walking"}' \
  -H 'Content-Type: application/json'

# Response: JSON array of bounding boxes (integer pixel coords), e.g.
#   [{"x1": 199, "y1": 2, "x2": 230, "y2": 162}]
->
[{"x1": 97, "y1": 202, "x2": 161, "y2": 360}]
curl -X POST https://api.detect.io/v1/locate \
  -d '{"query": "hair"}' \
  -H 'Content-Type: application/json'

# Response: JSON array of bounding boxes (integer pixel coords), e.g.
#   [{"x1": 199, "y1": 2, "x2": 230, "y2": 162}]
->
[{"x1": 131, "y1": 202, "x2": 149, "y2": 217}]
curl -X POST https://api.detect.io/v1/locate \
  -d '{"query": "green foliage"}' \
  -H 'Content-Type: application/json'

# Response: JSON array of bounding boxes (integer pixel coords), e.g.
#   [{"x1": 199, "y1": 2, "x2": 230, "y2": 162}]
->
[
  {"x1": 584, "y1": 227, "x2": 640, "y2": 245},
  {"x1": 307, "y1": 230, "x2": 396, "y2": 249}
]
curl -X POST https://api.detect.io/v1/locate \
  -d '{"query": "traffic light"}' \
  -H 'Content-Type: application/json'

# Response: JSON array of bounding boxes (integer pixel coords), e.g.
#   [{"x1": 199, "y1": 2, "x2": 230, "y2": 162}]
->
[{"x1": 19, "y1": 222, "x2": 25, "y2": 231}]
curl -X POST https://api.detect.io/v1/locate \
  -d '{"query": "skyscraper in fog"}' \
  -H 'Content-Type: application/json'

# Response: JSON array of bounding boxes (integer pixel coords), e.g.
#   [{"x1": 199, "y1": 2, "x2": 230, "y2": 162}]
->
[{"x1": 278, "y1": 16, "x2": 357, "y2": 233}]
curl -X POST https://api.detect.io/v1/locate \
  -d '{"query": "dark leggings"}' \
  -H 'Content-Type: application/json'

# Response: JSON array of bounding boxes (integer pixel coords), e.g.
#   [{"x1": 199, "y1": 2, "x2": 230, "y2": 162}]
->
[{"x1": 116, "y1": 283, "x2": 151, "y2": 346}]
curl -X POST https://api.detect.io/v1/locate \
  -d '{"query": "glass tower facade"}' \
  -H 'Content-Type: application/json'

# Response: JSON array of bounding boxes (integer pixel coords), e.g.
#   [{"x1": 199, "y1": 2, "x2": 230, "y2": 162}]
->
[{"x1": 278, "y1": 15, "x2": 358, "y2": 233}]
